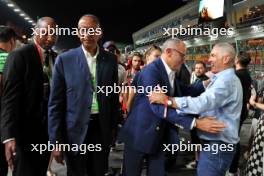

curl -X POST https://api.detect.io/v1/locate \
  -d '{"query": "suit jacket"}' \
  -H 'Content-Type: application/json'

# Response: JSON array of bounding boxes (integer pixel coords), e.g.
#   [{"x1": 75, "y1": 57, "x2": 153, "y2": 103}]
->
[
  {"x1": 0, "y1": 44, "x2": 51, "y2": 145},
  {"x1": 48, "y1": 46, "x2": 119, "y2": 147},
  {"x1": 119, "y1": 58, "x2": 204, "y2": 154}
]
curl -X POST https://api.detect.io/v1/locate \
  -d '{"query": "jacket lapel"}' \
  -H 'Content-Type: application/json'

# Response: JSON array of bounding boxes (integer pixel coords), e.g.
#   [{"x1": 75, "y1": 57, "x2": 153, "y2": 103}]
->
[
  {"x1": 157, "y1": 58, "x2": 172, "y2": 96},
  {"x1": 77, "y1": 46, "x2": 91, "y2": 83},
  {"x1": 96, "y1": 49, "x2": 105, "y2": 86}
]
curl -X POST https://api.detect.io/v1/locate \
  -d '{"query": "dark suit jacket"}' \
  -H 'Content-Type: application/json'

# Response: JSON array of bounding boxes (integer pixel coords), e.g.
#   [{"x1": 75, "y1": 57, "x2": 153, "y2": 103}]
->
[
  {"x1": 0, "y1": 44, "x2": 50, "y2": 145},
  {"x1": 119, "y1": 58, "x2": 204, "y2": 154},
  {"x1": 48, "y1": 46, "x2": 119, "y2": 148}
]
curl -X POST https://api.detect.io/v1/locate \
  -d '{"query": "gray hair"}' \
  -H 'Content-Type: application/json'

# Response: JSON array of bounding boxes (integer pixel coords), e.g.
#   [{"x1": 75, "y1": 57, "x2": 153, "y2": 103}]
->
[
  {"x1": 161, "y1": 38, "x2": 182, "y2": 52},
  {"x1": 35, "y1": 17, "x2": 57, "y2": 29},
  {"x1": 213, "y1": 42, "x2": 236, "y2": 66}
]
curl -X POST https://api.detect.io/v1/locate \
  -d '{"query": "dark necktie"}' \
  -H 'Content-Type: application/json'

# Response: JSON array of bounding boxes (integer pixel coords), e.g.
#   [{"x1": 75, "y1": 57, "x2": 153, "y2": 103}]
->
[{"x1": 44, "y1": 50, "x2": 50, "y2": 67}]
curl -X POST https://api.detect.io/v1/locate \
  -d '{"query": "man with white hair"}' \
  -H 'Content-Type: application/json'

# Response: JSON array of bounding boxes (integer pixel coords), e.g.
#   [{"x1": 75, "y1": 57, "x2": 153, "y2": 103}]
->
[
  {"x1": 149, "y1": 43, "x2": 243, "y2": 176},
  {"x1": 120, "y1": 39, "x2": 227, "y2": 176}
]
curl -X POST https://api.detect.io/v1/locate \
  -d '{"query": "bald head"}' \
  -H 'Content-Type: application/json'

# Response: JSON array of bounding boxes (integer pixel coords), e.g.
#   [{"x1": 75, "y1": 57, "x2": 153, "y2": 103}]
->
[
  {"x1": 78, "y1": 14, "x2": 100, "y2": 28},
  {"x1": 161, "y1": 38, "x2": 185, "y2": 53},
  {"x1": 34, "y1": 17, "x2": 57, "y2": 50},
  {"x1": 77, "y1": 14, "x2": 102, "y2": 54},
  {"x1": 35, "y1": 17, "x2": 57, "y2": 29},
  {"x1": 161, "y1": 38, "x2": 186, "y2": 71}
]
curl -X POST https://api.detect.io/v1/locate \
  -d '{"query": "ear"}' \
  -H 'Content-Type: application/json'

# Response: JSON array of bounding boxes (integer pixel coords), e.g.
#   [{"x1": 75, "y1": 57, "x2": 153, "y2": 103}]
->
[
  {"x1": 223, "y1": 56, "x2": 231, "y2": 65},
  {"x1": 165, "y1": 48, "x2": 172, "y2": 55}
]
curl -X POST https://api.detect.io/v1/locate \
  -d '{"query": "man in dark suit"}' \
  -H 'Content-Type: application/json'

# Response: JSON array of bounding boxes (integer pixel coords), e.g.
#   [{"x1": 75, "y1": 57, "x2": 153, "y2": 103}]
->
[
  {"x1": 120, "y1": 39, "x2": 226, "y2": 176},
  {"x1": 0, "y1": 17, "x2": 57, "y2": 176},
  {"x1": 48, "y1": 14, "x2": 119, "y2": 176},
  {"x1": 0, "y1": 25, "x2": 17, "y2": 176}
]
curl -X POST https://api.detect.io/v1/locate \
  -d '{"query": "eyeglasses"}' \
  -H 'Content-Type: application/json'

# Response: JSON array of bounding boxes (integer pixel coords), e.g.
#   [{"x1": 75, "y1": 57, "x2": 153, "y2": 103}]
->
[{"x1": 169, "y1": 48, "x2": 186, "y2": 58}]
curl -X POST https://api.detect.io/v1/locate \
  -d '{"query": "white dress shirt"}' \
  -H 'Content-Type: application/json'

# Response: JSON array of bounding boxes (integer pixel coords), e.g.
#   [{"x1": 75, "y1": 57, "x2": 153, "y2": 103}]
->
[{"x1": 82, "y1": 45, "x2": 100, "y2": 114}]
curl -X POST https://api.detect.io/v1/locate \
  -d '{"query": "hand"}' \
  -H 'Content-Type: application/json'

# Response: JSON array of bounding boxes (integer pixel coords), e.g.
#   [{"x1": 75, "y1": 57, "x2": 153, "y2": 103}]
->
[
  {"x1": 203, "y1": 79, "x2": 211, "y2": 87},
  {"x1": 52, "y1": 149, "x2": 64, "y2": 165},
  {"x1": 5, "y1": 140, "x2": 16, "y2": 171},
  {"x1": 249, "y1": 95, "x2": 257, "y2": 106},
  {"x1": 196, "y1": 116, "x2": 226, "y2": 133},
  {"x1": 148, "y1": 86, "x2": 168, "y2": 104}
]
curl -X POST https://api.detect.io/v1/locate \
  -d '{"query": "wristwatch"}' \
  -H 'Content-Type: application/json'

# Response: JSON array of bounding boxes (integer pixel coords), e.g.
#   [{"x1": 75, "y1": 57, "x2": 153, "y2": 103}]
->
[{"x1": 167, "y1": 98, "x2": 173, "y2": 107}]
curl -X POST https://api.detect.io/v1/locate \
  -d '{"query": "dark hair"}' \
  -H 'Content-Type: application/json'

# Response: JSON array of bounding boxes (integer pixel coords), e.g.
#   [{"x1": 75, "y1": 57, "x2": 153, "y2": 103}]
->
[
  {"x1": 144, "y1": 45, "x2": 161, "y2": 58},
  {"x1": 131, "y1": 52, "x2": 142, "y2": 60},
  {"x1": 195, "y1": 61, "x2": 206, "y2": 69},
  {"x1": 0, "y1": 26, "x2": 17, "y2": 43},
  {"x1": 237, "y1": 51, "x2": 251, "y2": 67}
]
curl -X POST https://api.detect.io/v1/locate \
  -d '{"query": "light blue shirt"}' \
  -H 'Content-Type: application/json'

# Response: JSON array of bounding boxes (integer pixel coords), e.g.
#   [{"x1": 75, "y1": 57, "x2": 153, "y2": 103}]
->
[{"x1": 175, "y1": 68, "x2": 242, "y2": 144}]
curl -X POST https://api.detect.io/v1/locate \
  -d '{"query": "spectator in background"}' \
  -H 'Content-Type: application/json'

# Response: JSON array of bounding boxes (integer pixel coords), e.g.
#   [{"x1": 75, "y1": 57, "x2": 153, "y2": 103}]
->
[
  {"x1": 186, "y1": 61, "x2": 208, "y2": 169},
  {"x1": 228, "y1": 51, "x2": 252, "y2": 176},
  {"x1": 0, "y1": 25, "x2": 17, "y2": 176},
  {"x1": 245, "y1": 95, "x2": 264, "y2": 176},
  {"x1": 124, "y1": 52, "x2": 142, "y2": 85},
  {"x1": 103, "y1": 41, "x2": 126, "y2": 86},
  {"x1": 190, "y1": 61, "x2": 208, "y2": 84},
  {"x1": 121, "y1": 52, "x2": 142, "y2": 114},
  {"x1": 177, "y1": 63, "x2": 191, "y2": 85},
  {"x1": 126, "y1": 45, "x2": 161, "y2": 112}
]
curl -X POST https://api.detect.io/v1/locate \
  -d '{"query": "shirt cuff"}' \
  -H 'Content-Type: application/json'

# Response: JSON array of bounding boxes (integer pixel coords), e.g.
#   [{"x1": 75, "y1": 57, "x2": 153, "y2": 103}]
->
[
  {"x1": 174, "y1": 97, "x2": 188, "y2": 109},
  {"x1": 202, "y1": 81, "x2": 207, "y2": 89},
  {"x1": 3, "y1": 138, "x2": 15, "y2": 144},
  {"x1": 190, "y1": 119, "x2": 196, "y2": 129}
]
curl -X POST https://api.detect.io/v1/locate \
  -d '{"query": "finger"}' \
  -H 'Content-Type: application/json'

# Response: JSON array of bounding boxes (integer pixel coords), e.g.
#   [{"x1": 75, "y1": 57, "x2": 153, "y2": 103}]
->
[
  {"x1": 211, "y1": 122, "x2": 227, "y2": 127},
  {"x1": 147, "y1": 92, "x2": 153, "y2": 97},
  {"x1": 8, "y1": 158, "x2": 14, "y2": 171},
  {"x1": 210, "y1": 127, "x2": 225, "y2": 132},
  {"x1": 210, "y1": 124, "x2": 226, "y2": 129},
  {"x1": 207, "y1": 116, "x2": 216, "y2": 120}
]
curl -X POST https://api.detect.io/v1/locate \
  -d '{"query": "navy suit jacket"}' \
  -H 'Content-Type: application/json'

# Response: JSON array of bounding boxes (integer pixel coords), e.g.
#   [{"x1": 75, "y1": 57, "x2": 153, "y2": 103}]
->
[
  {"x1": 120, "y1": 58, "x2": 204, "y2": 154},
  {"x1": 48, "y1": 46, "x2": 119, "y2": 147}
]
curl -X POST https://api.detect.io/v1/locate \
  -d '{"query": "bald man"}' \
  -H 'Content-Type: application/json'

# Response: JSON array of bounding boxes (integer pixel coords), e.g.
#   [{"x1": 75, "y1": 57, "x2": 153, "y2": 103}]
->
[
  {"x1": 48, "y1": 14, "x2": 119, "y2": 176},
  {"x1": 0, "y1": 17, "x2": 57, "y2": 176}
]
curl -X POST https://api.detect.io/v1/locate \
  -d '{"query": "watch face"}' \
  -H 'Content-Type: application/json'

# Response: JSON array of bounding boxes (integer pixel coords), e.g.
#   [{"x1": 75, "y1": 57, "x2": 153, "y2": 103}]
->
[{"x1": 168, "y1": 100, "x2": 172, "y2": 106}]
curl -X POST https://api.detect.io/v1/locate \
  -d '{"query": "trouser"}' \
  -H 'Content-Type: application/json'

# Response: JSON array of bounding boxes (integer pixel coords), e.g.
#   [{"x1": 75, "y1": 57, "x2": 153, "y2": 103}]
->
[
  {"x1": 13, "y1": 143, "x2": 50, "y2": 176},
  {"x1": 197, "y1": 140, "x2": 236, "y2": 176},
  {"x1": 65, "y1": 114, "x2": 110, "y2": 176},
  {"x1": 0, "y1": 143, "x2": 8, "y2": 176},
  {"x1": 123, "y1": 145, "x2": 165, "y2": 176}
]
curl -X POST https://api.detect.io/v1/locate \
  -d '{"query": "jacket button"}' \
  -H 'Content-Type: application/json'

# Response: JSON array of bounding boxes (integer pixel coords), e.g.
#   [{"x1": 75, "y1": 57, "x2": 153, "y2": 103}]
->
[{"x1": 156, "y1": 126, "x2": 160, "y2": 131}]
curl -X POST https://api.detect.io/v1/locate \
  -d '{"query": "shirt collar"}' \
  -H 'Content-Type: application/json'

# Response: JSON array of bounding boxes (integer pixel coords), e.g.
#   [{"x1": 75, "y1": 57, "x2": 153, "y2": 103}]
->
[
  {"x1": 214, "y1": 68, "x2": 235, "y2": 78},
  {"x1": 161, "y1": 57, "x2": 175, "y2": 77},
  {"x1": 82, "y1": 45, "x2": 99, "y2": 60}
]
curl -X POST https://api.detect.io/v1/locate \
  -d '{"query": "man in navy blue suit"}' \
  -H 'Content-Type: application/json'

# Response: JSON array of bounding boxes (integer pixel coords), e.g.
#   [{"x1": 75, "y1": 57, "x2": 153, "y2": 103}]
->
[
  {"x1": 120, "y1": 38, "x2": 226, "y2": 176},
  {"x1": 48, "y1": 14, "x2": 119, "y2": 176}
]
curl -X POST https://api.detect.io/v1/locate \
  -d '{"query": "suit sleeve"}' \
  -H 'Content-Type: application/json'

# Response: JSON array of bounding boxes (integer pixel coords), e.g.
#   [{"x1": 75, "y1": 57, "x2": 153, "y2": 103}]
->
[
  {"x1": 1, "y1": 51, "x2": 24, "y2": 142},
  {"x1": 179, "y1": 81, "x2": 205, "y2": 97},
  {"x1": 110, "y1": 55, "x2": 120, "y2": 130},
  {"x1": 140, "y1": 67, "x2": 194, "y2": 131},
  {"x1": 48, "y1": 56, "x2": 66, "y2": 144}
]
